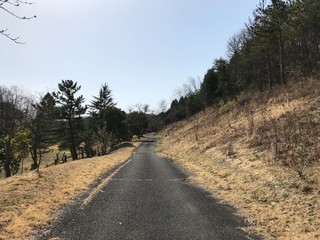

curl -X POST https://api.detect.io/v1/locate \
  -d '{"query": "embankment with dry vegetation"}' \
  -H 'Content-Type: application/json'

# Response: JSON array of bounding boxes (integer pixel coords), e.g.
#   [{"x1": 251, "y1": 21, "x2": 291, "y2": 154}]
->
[
  {"x1": 0, "y1": 142, "x2": 139, "y2": 240},
  {"x1": 158, "y1": 79, "x2": 320, "y2": 240}
]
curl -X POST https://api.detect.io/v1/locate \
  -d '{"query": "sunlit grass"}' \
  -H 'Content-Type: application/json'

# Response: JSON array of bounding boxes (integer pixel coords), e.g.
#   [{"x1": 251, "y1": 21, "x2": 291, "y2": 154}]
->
[
  {"x1": 0, "y1": 141, "x2": 140, "y2": 240},
  {"x1": 158, "y1": 81, "x2": 320, "y2": 240}
]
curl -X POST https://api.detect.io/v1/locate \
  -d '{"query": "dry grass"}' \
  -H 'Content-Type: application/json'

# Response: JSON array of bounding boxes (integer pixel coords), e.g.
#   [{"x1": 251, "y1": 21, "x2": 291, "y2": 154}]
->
[
  {"x1": 158, "y1": 80, "x2": 320, "y2": 240},
  {"x1": 0, "y1": 141, "x2": 139, "y2": 240},
  {"x1": 1, "y1": 145, "x2": 71, "y2": 179}
]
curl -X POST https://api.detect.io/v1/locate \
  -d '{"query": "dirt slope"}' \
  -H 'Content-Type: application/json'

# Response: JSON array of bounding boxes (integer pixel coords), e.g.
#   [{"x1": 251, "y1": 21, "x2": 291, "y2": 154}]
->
[{"x1": 158, "y1": 80, "x2": 320, "y2": 240}]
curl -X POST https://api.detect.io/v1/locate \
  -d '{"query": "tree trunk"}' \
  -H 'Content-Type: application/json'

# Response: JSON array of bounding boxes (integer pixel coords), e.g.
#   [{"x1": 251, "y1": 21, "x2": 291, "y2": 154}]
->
[
  {"x1": 4, "y1": 139, "x2": 12, "y2": 177},
  {"x1": 38, "y1": 149, "x2": 42, "y2": 170},
  {"x1": 267, "y1": 52, "x2": 273, "y2": 90},
  {"x1": 302, "y1": 36, "x2": 311, "y2": 71},
  {"x1": 279, "y1": 30, "x2": 286, "y2": 85},
  {"x1": 70, "y1": 139, "x2": 78, "y2": 160},
  {"x1": 30, "y1": 145, "x2": 39, "y2": 170},
  {"x1": 68, "y1": 117, "x2": 78, "y2": 160},
  {"x1": 20, "y1": 158, "x2": 24, "y2": 174},
  {"x1": 4, "y1": 160, "x2": 11, "y2": 177}
]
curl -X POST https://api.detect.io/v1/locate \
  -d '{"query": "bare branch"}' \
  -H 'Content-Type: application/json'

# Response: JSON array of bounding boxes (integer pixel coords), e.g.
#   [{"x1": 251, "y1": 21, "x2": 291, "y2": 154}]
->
[
  {"x1": 0, "y1": 29, "x2": 24, "y2": 44},
  {"x1": 188, "y1": 76, "x2": 201, "y2": 93},
  {"x1": 0, "y1": 0, "x2": 34, "y2": 6},
  {"x1": 173, "y1": 87, "x2": 183, "y2": 99},
  {"x1": 0, "y1": 0, "x2": 36, "y2": 44},
  {"x1": 157, "y1": 99, "x2": 167, "y2": 113},
  {"x1": 0, "y1": 5, "x2": 36, "y2": 19}
]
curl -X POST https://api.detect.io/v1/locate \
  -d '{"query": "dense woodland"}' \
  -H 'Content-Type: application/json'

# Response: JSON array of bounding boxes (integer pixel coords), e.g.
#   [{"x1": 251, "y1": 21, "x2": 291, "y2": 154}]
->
[
  {"x1": 164, "y1": 0, "x2": 320, "y2": 124},
  {"x1": 1, "y1": 0, "x2": 319, "y2": 178}
]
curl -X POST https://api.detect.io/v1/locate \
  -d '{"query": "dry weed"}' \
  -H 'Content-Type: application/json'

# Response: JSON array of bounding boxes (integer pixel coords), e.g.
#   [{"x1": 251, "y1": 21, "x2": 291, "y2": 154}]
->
[{"x1": 158, "y1": 80, "x2": 320, "y2": 240}]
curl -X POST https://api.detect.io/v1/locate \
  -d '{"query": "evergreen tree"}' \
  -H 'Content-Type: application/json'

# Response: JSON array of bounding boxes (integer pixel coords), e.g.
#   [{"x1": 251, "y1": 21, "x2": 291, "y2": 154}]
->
[
  {"x1": 90, "y1": 83, "x2": 115, "y2": 114},
  {"x1": 100, "y1": 107, "x2": 130, "y2": 142},
  {"x1": 29, "y1": 93, "x2": 58, "y2": 170},
  {"x1": 200, "y1": 67, "x2": 219, "y2": 106},
  {"x1": 87, "y1": 83, "x2": 129, "y2": 152},
  {"x1": 52, "y1": 80, "x2": 87, "y2": 160},
  {"x1": 127, "y1": 111, "x2": 148, "y2": 138}
]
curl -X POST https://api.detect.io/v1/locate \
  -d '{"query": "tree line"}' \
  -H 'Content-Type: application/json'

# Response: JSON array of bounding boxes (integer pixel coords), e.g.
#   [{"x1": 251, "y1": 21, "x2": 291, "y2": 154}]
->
[
  {"x1": 0, "y1": 80, "x2": 164, "y2": 178},
  {"x1": 2, "y1": 0, "x2": 319, "y2": 178},
  {"x1": 163, "y1": 0, "x2": 319, "y2": 124}
]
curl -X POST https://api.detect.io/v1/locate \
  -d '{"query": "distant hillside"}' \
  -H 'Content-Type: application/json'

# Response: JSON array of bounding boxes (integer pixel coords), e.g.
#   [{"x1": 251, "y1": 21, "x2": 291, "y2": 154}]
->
[{"x1": 158, "y1": 79, "x2": 320, "y2": 240}]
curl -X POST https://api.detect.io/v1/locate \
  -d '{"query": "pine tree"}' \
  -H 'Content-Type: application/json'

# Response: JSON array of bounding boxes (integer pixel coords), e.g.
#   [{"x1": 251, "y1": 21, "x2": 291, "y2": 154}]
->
[
  {"x1": 90, "y1": 83, "x2": 115, "y2": 114},
  {"x1": 52, "y1": 80, "x2": 87, "y2": 160},
  {"x1": 29, "y1": 93, "x2": 58, "y2": 170}
]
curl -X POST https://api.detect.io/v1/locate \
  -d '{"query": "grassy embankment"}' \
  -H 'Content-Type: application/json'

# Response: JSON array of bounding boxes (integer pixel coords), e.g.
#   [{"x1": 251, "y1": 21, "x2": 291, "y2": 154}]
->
[
  {"x1": 158, "y1": 80, "x2": 320, "y2": 240},
  {"x1": 0, "y1": 145, "x2": 72, "y2": 179},
  {"x1": 0, "y1": 141, "x2": 140, "y2": 240}
]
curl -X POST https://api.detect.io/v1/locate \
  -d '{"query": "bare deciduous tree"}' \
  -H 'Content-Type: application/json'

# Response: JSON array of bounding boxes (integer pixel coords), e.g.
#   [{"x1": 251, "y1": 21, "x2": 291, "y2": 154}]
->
[
  {"x1": 0, "y1": 0, "x2": 36, "y2": 44},
  {"x1": 173, "y1": 88, "x2": 183, "y2": 99},
  {"x1": 157, "y1": 99, "x2": 167, "y2": 114},
  {"x1": 130, "y1": 103, "x2": 150, "y2": 113},
  {"x1": 183, "y1": 77, "x2": 201, "y2": 97},
  {"x1": 174, "y1": 77, "x2": 202, "y2": 100}
]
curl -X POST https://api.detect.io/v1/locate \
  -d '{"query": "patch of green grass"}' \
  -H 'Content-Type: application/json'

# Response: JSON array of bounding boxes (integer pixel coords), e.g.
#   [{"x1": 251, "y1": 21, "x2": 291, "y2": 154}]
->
[
  {"x1": 219, "y1": 101, "x2": 236, "y2": 114},
  {"x1": 282, "y1": 192, "x2": 290, "y2": 199},
  {"x1": 4, "y1": 186, "x2": 19, "y2": 192},
  {"x1": 0, "y1": 199, "x2": 16, "y2": 208}
]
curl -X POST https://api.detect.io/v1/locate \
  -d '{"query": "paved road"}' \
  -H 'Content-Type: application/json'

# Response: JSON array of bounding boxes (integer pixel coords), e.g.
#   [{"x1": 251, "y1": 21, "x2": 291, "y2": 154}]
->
[{"x1": 39, "y1": 137, "x2": 258, "y2": 240}]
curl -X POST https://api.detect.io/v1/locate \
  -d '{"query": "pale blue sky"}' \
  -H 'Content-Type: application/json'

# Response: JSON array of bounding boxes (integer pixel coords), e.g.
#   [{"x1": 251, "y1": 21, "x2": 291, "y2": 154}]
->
[{"x1": 1, "y1": 0, "x2": 259, "y2": 111}]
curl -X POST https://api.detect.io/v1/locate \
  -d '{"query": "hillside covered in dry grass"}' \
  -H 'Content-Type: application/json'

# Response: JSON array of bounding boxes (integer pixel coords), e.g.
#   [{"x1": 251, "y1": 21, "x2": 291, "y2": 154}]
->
[{"x1": 158, "y1": 79, "x2": 320, "y2": 240}]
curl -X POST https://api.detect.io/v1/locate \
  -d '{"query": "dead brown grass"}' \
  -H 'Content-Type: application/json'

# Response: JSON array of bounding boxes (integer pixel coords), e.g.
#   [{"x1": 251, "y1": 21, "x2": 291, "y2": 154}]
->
[
  {"x1": 0, "y1": 142, "x2": 139, "y2": 240},
  {"x1": 158, "y1": 79, "x2": 320, "y2": 240},
  {"x1": 0, "y1": 145, "x2": 71, "y2": 179}
]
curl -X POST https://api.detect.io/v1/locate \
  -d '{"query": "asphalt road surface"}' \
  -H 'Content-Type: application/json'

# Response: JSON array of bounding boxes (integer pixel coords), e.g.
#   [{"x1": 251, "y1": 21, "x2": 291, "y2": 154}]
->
[{"x1": 39, "y1": 137, "x2": 258, "y2": 240}]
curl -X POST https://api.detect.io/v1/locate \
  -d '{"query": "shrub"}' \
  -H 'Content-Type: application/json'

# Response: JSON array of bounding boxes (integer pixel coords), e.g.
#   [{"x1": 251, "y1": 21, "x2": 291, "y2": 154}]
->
[{"x1": 258, "y1": 109, "x2": 320, "y2": 179}]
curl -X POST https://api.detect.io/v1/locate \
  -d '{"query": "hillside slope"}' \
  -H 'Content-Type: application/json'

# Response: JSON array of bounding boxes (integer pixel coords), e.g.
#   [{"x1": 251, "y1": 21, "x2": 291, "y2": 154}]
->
[{"x1": 158, "y1": 79, "x2": 320, "y2": 240}]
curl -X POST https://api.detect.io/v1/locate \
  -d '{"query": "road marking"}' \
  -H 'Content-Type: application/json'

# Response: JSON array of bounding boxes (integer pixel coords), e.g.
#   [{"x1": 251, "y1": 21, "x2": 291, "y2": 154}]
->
[
  {"x1": 110, "y1": 178, "x2": 189, "y2": 182},
  {"x1": 111, "y1": 178, "x2": 153, "y2": 181},
  {"x1": 80, "y1": 159, "x2": 132, "y2": 209}
]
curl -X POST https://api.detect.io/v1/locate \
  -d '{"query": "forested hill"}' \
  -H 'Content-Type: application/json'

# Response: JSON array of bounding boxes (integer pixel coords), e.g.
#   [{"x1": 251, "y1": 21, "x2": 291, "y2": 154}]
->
[
  {"x1": 162, "y1": 0, "x2": 320, "y2": 124},
  {"x1": 158, "y1": 2, "x2": 320, "y2": 238}
]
